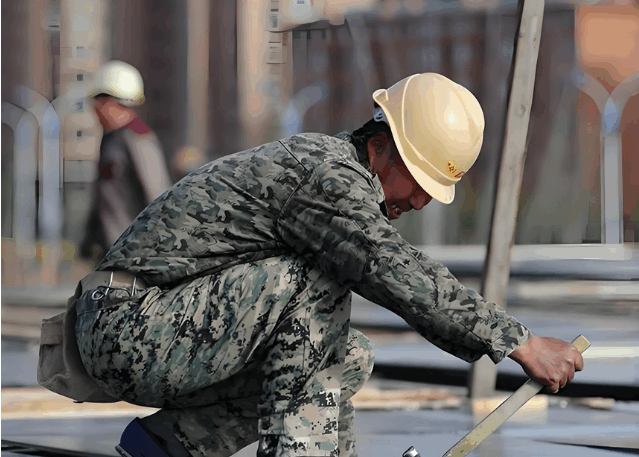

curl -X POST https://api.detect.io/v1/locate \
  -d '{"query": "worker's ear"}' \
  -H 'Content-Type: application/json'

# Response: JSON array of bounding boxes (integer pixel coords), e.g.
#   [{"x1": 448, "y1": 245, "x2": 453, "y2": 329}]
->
[{"x1": 368, "y1": 132, "x2": 391, "y2": 155}]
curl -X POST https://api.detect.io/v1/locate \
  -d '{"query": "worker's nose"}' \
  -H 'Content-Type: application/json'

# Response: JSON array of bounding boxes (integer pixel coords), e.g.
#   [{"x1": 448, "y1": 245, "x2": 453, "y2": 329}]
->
[{"x1": 410, "y1": 190, "x2": 432, "y2": 211}]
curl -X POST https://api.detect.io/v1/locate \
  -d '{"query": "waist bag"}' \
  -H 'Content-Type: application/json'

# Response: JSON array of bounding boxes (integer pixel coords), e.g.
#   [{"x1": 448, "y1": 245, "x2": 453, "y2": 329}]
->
[{"x1": 37, "y1": 271, "x2": 145, "y2": 403}]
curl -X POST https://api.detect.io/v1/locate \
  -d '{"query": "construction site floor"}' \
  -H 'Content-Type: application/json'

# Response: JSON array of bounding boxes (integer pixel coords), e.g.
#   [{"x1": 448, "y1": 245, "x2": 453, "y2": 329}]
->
[
  {"x1": 2, "y1": 287, "x2": 638, "y2": 456},
  {"x1": 2, "y1": 387, "x2": 638, "y2": 456}
]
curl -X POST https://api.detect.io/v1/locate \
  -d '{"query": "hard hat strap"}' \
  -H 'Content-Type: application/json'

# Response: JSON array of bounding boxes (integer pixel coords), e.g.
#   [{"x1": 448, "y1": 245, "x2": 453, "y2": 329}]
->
[{"x1": 373, "y1": 106, "x2": 389, "y2": 125}]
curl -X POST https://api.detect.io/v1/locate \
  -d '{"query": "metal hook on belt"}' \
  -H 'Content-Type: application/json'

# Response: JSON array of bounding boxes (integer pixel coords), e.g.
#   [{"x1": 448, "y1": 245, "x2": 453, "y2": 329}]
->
[
  {"x1": 91, "y1": 271, "x2": 139, "y2": 301},
  {"x1": 91, "y1": 271, "x2": 114, "y2": 300}
]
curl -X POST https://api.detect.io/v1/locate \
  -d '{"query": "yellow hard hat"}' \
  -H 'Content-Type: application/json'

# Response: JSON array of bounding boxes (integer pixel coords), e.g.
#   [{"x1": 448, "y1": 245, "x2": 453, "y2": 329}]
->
[
  {"x1": 88, "y1": 60, "x2": 145, "y2": 106},
  {"x1": 372, "y1": 73, "x2": 484, "y2": 204}
]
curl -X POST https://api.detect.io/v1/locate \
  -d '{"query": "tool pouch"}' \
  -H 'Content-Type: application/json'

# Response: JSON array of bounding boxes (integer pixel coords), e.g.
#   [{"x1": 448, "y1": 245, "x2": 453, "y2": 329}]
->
[{"x1": 37, "y1": 282, "x2": 119, "y2": 403}]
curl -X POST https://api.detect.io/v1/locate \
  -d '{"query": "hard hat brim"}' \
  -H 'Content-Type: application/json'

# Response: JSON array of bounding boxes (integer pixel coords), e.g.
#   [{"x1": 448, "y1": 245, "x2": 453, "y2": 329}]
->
[
  {"x1": 86, "y1": 91, "x2": 145, "y2": 107},
  {"x1": 403, "y1": 158, "x2": 455, "y2": 204},
  {"x1": 117, "y1": 97, "x2": 145, "y2": 107}
]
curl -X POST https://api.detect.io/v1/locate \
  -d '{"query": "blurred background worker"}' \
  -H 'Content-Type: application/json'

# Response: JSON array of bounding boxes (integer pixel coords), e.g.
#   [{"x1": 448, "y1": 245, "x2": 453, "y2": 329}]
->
[{"x1": 80, "y1": 60, "x2": 173, "y2": 262}]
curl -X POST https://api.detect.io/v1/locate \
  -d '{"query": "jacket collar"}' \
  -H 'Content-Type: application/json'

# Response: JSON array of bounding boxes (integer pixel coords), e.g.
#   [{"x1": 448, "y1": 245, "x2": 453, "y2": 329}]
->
[
  {"x1": 333, "y1": 131, "x2": 388, "y2": 217},
  {"x1": 333, "y1": 131, "x2": 370, "y2": 171}
]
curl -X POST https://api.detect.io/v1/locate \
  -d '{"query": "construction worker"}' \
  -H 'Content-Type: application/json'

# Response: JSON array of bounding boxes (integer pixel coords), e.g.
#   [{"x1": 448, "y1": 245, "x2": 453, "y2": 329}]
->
[
  {"x1": 40, "y1": 73, "x2": 583, "y2": 457},
  {"x1": 80, "y1": 60, "x2": 172, "y2": 262}
]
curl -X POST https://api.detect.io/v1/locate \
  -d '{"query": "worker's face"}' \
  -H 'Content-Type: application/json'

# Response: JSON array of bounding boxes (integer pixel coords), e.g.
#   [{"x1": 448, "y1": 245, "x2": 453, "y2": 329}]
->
[
  {"x1": 368, "y1": 132, "x2": 433, "y2": 220},
  {"x1": 93, "y1": 96, "x2": 136, "y2": 131}
]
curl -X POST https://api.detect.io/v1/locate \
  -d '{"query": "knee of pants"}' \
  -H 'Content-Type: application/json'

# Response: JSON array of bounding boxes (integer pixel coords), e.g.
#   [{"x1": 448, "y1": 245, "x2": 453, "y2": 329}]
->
[{"x1": 342, "y1": 329, "x2": 375, "y2": 401}]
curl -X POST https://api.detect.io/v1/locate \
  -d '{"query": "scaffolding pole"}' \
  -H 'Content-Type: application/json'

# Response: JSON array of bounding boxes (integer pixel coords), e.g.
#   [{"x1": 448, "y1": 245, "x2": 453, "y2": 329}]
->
[{"x1": 468, "y1": 0, "x2": 546, "y2": 399}]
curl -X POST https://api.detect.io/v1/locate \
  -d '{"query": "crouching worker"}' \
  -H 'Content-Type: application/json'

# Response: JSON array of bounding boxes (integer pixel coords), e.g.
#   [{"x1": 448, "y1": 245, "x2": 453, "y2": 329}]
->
[{"x1": 38, "y1": 73, "x2": 583, "y2": 457}]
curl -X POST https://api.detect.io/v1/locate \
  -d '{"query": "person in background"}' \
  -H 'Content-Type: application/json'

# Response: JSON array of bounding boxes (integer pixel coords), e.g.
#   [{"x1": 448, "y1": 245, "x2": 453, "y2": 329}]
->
[{"x1": 80, "y1": 60, "x2": 172, "y2": 262}]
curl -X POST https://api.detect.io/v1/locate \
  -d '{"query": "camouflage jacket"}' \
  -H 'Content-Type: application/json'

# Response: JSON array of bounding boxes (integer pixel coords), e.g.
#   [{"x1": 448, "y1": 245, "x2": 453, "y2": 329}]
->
[{"x1": 99, "y1": 132, "x2": 531, "y2": 363}]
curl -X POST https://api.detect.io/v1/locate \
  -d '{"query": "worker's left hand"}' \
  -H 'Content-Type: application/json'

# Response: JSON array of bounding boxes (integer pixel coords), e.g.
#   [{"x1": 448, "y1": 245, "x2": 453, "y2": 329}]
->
[{"x1": 508, "y1": 335, "x2": 584, "y2": 393}]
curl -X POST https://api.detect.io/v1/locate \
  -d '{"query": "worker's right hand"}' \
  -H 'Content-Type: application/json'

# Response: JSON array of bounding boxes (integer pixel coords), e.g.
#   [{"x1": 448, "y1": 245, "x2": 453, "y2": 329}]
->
[{"x1": 508, "y1": 335, "x2": 584, "y2": 393}]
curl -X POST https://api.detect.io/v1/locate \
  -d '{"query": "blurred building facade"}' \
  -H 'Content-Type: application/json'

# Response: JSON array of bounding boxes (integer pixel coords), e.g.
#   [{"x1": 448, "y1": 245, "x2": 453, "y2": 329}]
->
[{"x1": 2, "y1": 0, "x2": 638, "y2": 288}]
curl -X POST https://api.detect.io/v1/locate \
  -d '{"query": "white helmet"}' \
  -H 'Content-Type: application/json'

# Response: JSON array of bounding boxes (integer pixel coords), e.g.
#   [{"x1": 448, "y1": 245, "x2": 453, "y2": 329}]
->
[
  {"x1": 88, "y1": 60, "x2": 145, "y2": 106},
  {"x1": 372, "y1": 73, "x2": 484, "y2": 204}
]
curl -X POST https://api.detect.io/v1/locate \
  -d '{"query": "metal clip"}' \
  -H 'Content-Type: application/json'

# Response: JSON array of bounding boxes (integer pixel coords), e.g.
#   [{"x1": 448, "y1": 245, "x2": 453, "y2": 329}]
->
[
  {"x1": 91, "y1": 271, "x2": 138, "y2": 301},
  {"x1": 403, "y1": 447, "x2": 421, "y2": 457},
  {"x1": 91, "y1": 271, "x2": 114, "y2": 301}
]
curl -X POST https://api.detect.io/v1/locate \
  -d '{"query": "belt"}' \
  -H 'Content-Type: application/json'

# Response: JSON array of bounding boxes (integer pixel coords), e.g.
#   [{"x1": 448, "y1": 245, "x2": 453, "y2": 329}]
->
[{"x1": 80, "y1": 270, "x2": 148, "y2": 300}]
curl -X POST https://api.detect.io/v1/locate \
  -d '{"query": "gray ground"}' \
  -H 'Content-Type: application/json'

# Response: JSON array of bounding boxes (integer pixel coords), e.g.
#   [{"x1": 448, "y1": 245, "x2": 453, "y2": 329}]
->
[
  {"x1": 2, "y1": 286, "x2": 638, "y2": 456},
  {"x1": 2, "y1": 398, "x2": 639, "y2": 456}
]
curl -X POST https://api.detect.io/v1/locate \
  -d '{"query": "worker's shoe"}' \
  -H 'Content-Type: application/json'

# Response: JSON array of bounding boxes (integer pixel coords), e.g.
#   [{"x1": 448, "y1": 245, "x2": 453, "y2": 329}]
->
[{"x1": 115, "y1": 417, "x2": 172, "y2": 457}]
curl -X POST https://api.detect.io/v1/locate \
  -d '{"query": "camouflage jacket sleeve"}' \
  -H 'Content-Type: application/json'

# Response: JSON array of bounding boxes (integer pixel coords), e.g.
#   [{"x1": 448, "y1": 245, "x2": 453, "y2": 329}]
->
[{"x1": 277, "y1": 159, "x2": 531, "y2": 364}]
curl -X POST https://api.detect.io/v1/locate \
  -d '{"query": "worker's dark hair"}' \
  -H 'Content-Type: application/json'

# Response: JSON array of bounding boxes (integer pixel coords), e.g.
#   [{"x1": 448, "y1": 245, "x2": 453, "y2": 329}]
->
[{"x1": 350, "y1": 103, "x2": 393, "y2": 154}]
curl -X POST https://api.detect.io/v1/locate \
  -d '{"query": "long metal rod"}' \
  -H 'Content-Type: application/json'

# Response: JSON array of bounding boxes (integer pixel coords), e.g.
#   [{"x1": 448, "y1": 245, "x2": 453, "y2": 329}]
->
[
  {"x1": 468, "y1": 0, "x2": 546, "y2": 398},
  {"x1": 446, "y1": 336, "x2": 590, "y2": 457}
]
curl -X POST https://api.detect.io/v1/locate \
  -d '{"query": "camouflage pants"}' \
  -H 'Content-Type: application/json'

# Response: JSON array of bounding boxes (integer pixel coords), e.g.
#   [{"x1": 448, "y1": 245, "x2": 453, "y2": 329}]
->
[{"x1": 75, "y1": 255, "x2": 374, "y2": 457}]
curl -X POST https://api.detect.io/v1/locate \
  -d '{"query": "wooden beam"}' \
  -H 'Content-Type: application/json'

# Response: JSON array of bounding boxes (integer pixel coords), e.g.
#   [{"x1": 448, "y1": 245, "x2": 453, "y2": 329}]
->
[{"x1": 468, "y1": 0, "x2": 546, "y2": 399}]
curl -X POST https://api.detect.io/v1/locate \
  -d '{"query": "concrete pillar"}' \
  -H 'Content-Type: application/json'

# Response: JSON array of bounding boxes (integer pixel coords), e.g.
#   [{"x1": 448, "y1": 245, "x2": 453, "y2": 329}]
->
[
  {"x1": 111, "y1": 0, "x2": 149, "y2": 122},
  {"x1": 59, "y1": 0, "x2": 110, "y2": 175},
  {"x1": 27, "y1": 0, "x2": 55, "y2": 101},
  {"x1": 186, "y1": 0, "x2": 210, "y2": 151},
  {"x1": 237, "y1": 0, "x2": 273, "y2": 148},
  {"x1": 1, "y1": 2, "x2": 29, "y2": 100},
  {"x1": 237, "y1": 0, "x2": 295, "y2": 148},
  {"x1": 208, "y1": 0, "x2": 240, "y2": 158}
]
